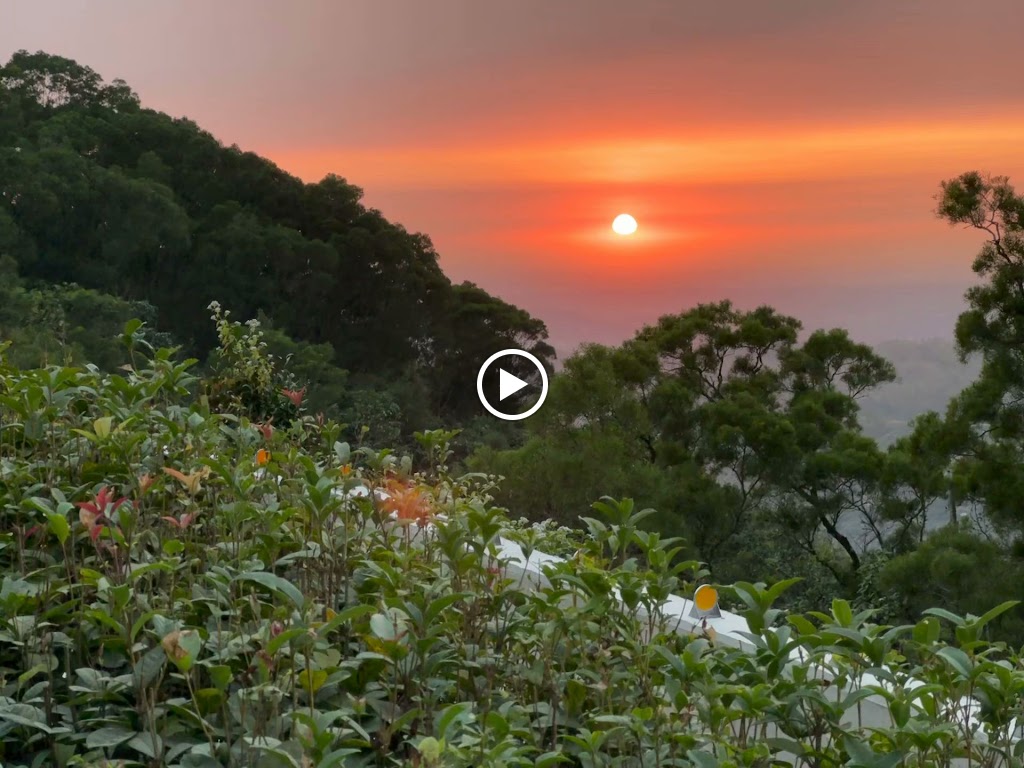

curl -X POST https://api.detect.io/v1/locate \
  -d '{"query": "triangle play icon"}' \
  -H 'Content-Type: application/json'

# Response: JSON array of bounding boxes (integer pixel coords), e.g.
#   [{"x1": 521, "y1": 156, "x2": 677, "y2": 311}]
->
[{"x1": 498, "y1": 368, "x2": 529, "y2": 401}]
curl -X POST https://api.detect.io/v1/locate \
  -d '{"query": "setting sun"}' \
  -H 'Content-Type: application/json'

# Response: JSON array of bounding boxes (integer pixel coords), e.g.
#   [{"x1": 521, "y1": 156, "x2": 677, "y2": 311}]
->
[{"x1": 612, "y1": 213, "x2": 638, "y2": 236}]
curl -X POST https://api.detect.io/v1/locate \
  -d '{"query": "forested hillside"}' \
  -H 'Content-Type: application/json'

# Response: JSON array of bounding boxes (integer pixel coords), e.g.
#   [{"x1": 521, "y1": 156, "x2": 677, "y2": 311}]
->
[{"x1": 0, "y1": 50, "x2": 554, "y2": 449}]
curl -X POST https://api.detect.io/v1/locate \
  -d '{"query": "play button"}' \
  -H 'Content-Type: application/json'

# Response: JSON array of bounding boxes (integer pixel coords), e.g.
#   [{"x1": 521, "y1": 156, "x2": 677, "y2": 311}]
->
[
  {"x1": 498, "y1": 368, "x2": 529, "y2": 401},
  {"x1": 477, "y1": 349, "x2": 549, "y2": 421}
]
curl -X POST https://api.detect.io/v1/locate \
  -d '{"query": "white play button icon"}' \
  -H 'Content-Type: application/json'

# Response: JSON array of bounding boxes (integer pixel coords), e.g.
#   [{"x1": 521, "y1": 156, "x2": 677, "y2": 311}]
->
[
  {"x1": 498, "y1": 368, "x2": 529, "y2": 401},
  {"x1": 477, "y1": 349, "x2": 549, "y2": 421}
]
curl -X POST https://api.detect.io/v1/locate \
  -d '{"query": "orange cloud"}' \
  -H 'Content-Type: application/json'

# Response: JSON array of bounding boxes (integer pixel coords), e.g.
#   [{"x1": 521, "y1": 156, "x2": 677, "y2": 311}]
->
[{"x1": 266, "y1": 113, "x2": 1024, "y2": 189}]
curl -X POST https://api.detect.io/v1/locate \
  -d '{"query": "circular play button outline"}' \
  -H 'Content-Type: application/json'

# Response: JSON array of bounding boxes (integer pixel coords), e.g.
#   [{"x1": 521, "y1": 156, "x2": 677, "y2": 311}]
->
[{"x1": 476, "y1": 349, "x2": 549, "y2": 421}]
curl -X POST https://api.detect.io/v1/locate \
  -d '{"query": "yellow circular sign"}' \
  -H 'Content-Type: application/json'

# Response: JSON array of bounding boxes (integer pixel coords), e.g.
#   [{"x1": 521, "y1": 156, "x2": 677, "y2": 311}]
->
[{"x1": 694, "y1": 585, "x2": 718, "y2": 612}]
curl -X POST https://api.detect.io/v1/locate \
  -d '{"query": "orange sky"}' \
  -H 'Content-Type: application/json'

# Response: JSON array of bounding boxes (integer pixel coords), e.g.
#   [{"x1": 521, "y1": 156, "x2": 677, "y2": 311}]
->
[{"x1": 5, "y1": 0, "x2": 1024, "y2": 353}]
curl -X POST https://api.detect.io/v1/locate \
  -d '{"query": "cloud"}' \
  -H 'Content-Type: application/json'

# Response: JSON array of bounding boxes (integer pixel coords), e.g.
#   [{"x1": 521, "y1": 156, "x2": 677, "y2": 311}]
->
[{"x1": 266, "y1": 111, "x2": 1024, "y2": 188}]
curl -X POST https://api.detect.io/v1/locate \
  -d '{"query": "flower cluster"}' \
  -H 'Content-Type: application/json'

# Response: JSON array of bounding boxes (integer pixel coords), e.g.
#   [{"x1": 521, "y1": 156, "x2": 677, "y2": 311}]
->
[{"x1": 380, "y1": 478, "x2": 434, "y2": 526}]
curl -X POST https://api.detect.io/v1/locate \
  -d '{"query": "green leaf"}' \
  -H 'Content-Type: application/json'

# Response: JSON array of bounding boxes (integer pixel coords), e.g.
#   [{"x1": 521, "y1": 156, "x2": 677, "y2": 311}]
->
[
  {"x1": 235, "y1": 571, "x2": 304, "y2": 609},
  {"x1": 267, "y1": 627, "x2": 309, "y2": 656},
  {"x1": 566, "y1": 678, "x2": 587, "y2": 714},
  {"x1": 425, "y1": 593, "x2": 469, "y2": 624},
  {"x1": 936, "y1": 646, "x2": 974, "y2": 679},
  {"x1": 843, "y1": 735, "x2": 902, "y2": 768},
  {"x1": 128, "y1": 562, "x2": 174, "y2": 583},
  {"x1": 0, "y1": 704, "x2": 68, "y2": 734},
  {"x1": 334, "y1": 441, "x2": 351, "y2": 465},
  {"x1": 45, "y1": 512, "x2": 70, "y2": 545},
  {"x1": 593, "y1": 715, "x2": 632, "y2": 726},
  {"x1": 132, "y1": 643, "x2": 165, "y2": 692},
  {"x1": 86, "y1": 725, "x2": 135, "y2": 749},
  {"x1": 179, "y1": 630, "x2": 202, "y2": 660},
  {"x1": 438, "y1": 701, "x2": 473, "y2": 741},
  {"x1": 208, "y1": 664, "x2": 233, "y2": 690},
  {"x1": 536, "y1": 752, "x2": 571, "y2": 767},
  {"x1": 130, "y1": 610, "x2": 159, "y2": 643},
  {"x1": 832, "y1": 598, "x2": 854, "y2": 627},
  {"x1": 319, "y1": 748, "x2": 363, "y2": 768},
  {"x1": 912, "y1": 617, "x2": 940, "y2": 646},
  {"x1": 162, "y1": 539, "x2": 185, "y2": 556},
  {"x1": 764, "y1": 577, "x2": 803, "y2": 606},
  {"x1": 370, "y1": 612, "x2": 399, "y2": 641},
  {"x1": 18, "y1": 663, "x2": 50, "y2": 685},
  {"x1": 194, "y1": 688, "x2": 226, "y2": 716},
  {"x1": 317, "y1": 604, "x2": 374, "y2": 636},
  {"x1": 300, "y1": 669, "x2": 328, "y2": 694},
  {"x1": 123, "y1": 317, "x2": 144, "y2": 338},
  {"x1": 974, "y1": 600, "x2": 1020, "y2": 630},
  {"x1": 787, "y1": 615, "x2": 818, "y2": 636},
  {"x1": 128, "y1": 729, "x2": 163, "y2": 761},
  {"x1": 687, "y1": 749, "x2": 722, "y2": 768},
  {"x1": 93, "y1": 416, "x2": 114, "y2": 438},
  {"x1": 922, "y1": 607, "x2": 966, "y2": 627}
]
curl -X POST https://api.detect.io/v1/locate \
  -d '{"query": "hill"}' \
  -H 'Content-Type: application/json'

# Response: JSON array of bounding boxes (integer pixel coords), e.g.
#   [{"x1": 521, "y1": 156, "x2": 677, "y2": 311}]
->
[{"x1": 0, "y1": 50, "x2": 554, "y2": 447}]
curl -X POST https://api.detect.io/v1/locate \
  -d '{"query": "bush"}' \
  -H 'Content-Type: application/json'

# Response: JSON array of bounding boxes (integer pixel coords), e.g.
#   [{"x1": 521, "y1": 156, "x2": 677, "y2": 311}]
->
[{"x1": 1, "y1": 324, "x2": 1024, "y2": 767}]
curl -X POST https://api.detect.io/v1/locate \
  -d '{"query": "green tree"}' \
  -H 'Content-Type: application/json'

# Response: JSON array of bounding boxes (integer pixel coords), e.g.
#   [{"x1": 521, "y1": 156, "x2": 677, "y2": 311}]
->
[
  {"x1": 935, "y1": 172, "x2": 1024, "y2": 533},
  {"x1": 474, "y1": 302, "x2": 898, "y2": 594}
]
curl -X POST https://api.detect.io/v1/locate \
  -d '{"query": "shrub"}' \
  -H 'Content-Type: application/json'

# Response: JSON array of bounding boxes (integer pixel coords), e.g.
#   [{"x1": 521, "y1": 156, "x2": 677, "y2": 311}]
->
[{"x1": 0, "y1": 324, "x2": 1023, "y2": 767}]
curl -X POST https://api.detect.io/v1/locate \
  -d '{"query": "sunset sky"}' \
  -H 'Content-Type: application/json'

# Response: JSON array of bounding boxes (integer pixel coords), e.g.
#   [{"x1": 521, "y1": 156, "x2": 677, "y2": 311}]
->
[{"x1": 4, "y1": 0, "x2": 1024, "y2": 354}]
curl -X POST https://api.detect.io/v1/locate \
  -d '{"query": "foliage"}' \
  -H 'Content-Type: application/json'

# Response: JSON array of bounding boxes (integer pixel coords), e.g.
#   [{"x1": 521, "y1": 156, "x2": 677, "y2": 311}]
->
[
  {"x1": 1, "y1": 331, "x2": 1024, "y2": 767},
  {"x1": 203, "y1": 301, "x2": 302, "y2": 426},
  {"x1": 499, "y1": 517, "x2": 589, "y2": 560},
  {"x1": 0, "y1": 254, "x2": 170, "y2": 371},
  {"x1": 879, "y1": 525, "x2": 1024, "y2": 643},
  {"x1": 474, "y1": 303, "x2": 905, "y2": 597},
  {"x1": 934, "y1": 172, "x2": 1024, "y2": 533},
  {"x1": 9, "y1": 46, "x2": 1024, "y2": 762},
  {"x1": 0, "y1": 49, "x2": 554, "y2": 434}
]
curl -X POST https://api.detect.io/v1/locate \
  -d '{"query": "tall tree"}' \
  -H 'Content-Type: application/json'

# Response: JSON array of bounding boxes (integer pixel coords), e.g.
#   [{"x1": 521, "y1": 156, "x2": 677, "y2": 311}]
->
[{"x1": 936, "y1": 172, "x2": 1024, "y2": 532}]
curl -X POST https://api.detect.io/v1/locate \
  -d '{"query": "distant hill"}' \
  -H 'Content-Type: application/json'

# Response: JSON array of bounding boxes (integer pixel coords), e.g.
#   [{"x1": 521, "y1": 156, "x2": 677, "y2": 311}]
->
[{"x1": 858, "y1": 338, "x2": 980, "y2": 445}]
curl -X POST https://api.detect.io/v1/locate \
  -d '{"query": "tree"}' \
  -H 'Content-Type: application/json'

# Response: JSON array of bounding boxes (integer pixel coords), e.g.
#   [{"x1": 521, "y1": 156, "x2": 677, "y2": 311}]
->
[
  {"x1": 880, "y1": 526, "x2": 1024, "y2": 644},
  {"x1": 474, "y1": 302, "x2": 897, "y2": 593},
  {"x1": 0, "y1": 50, "x2": 138, "y2": 111},
  {"x1": 936, "y1": 172, "x2": 1024, "y2": 533},
  {"x1": 431, "y1": 282, "x2": 556, "y2": 421},
  {"x1": 876, "y1": 410, "x2": 966, "y2": 550},
  {"x1": 763, "y1": 329, "x2": 896, "y2": 582}
]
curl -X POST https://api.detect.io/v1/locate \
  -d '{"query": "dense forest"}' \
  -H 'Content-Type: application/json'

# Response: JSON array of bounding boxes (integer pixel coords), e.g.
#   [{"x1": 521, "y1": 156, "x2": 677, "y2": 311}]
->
[{"x1": 4, "y1": 50, "x2": 1024, "y2": 644}]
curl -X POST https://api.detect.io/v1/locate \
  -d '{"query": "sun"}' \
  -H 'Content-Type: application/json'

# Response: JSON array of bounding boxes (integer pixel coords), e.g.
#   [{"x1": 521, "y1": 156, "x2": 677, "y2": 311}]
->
[{"x1": 612, "y1": 213, "x2": 638, "y2": 236}]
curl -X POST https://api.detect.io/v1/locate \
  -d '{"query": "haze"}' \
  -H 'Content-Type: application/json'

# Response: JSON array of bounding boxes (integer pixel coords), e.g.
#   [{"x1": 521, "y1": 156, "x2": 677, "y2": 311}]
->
[{"x1": 4, "y1": 0, "x2": 1024, "y2": 353}]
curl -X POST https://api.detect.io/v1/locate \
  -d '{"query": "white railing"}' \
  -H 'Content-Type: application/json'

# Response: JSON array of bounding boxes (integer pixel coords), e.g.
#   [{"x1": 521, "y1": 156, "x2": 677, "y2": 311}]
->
[{"x1": 492, "y1": 536, "x2": 1021, "y2": 765}]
